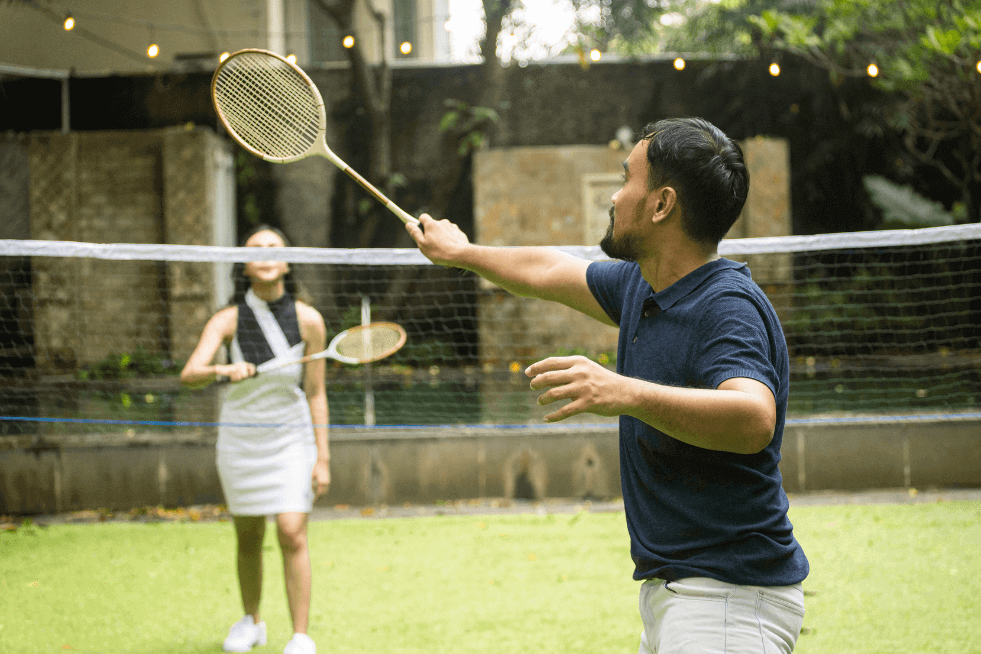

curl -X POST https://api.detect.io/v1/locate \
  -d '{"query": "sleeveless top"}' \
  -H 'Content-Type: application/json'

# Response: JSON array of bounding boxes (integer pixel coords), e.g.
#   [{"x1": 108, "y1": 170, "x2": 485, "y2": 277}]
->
[{"x1": 216, "y1": 289, "x2": 313, "y2": 454}]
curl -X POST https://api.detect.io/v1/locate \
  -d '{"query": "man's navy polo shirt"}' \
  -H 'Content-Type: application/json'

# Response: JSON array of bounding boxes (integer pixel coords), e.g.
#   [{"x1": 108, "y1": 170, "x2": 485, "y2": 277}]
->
[{"x1": 586, "y1": 257, "x2": 808, "y2": 587}]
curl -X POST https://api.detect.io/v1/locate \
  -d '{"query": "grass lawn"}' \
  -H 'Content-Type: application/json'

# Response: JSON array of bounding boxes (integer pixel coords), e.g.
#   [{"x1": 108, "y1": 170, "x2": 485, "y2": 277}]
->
[{"x1": 1, "y1": 500, "x2": 979, "y2": 653}]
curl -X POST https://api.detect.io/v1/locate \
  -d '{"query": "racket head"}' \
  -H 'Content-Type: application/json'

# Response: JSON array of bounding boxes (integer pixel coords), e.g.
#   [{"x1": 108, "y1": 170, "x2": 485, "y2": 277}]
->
[
  {"x1": 327, "y1": 322, "x2": 408, "y2": 364},
  {"x1": 211, "y1": 49, "x2": 327, "y2": 163}
]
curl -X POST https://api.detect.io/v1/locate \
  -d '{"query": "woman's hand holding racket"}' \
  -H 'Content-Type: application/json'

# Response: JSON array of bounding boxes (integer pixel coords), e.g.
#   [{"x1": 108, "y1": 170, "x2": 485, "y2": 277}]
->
[
  {"x1": 211, "y1": 49, "x2": 417, "y2": 226},
  {"x1": 214, "y1": 362, "x2": 256, "y2": 384}
]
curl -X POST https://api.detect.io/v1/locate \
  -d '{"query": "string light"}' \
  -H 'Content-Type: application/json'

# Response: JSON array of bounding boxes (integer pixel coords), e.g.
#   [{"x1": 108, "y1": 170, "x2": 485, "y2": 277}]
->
[
  {"x1": 768, "y1": 62, "x2": 780, "y2": 76},
  {"x1": 589, "y1": 49, "x2": 601, "y2": 62},
  {"x1": 63, "y1": 16, "x2": 75, "y2": 31},
  {"x1": 400, "y1": 41, "x2": 412, "y2": 55},
  {"x1": 286, "y1": 54, "x2": 297, "y2": 64},
  {"x1": 976, "y1": 60, "x2": 981, "y2": 74},
  {"x1": 867, "y1": 62, "x2": 879, "y2": 77},
  {"x1": 343, "y1": 35, "x2": 355, "y2": 49},
  {"x1": 673, "y1": 57, "x2": 685, "y2": 70},
  {"x1": 147, "y1": 43, "x2": 159, "y2": 58},
  {"x1": 219, "y1": 52, "x2": 230, "y2": 62}
]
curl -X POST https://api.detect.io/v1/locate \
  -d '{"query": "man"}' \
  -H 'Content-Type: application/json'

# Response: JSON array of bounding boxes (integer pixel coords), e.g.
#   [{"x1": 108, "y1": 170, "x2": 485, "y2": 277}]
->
[{"x1": 407, "y1": 117, "x2": 808, "y2": 653}]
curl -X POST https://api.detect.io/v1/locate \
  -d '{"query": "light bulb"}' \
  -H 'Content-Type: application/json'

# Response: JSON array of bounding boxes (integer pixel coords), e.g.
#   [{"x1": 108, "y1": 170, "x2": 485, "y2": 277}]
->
[
  {"x1": 343, "y1": 35, "x2": 355, "y2": 49},
  {"x1": 769, "y1": 62, "x2": 780, "y2": 76},
  {"x1": 219, "y1": 52, "x2": 230, "y2": 63},
  {"x1": 400, "y1": 41, "x2": 412, "y2": 55},
  {"x1": 673, "y1": 57, "x2": 685, "y2": 71},
  {"x1": 147, "y1": 43, "x2": 159, "y2": 58},
  {"x1": 867, "y1": 63, "x2": 879, "y2": 77},
  {"x1": 590, "y1": 49, "x2": 601, "y2": 62},
  {"x1": 63, "y1": 16, "x2": 75, "y2": 31}
]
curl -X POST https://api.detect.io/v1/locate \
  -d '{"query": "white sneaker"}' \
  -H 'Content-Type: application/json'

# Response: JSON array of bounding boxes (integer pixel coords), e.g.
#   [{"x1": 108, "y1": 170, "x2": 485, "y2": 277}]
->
[
  {"x1": 283, "y1": 633, "x2": 316, "y2": 654},
  {"x1": 222, "y1": 615, "x2": 267, "y2": 652}
]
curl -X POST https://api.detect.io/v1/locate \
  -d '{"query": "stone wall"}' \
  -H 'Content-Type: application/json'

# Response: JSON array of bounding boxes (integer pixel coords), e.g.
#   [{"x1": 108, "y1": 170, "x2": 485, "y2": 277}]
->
[
  {"x1": 471, "y1": 138, "x2": 793, "y2": 372},
  {"x1": 15, "y1": 127, "x2": 234, "y2": 372},
  {"x1": 726, "y1": 137, "x2": 794, "y2": 321}
]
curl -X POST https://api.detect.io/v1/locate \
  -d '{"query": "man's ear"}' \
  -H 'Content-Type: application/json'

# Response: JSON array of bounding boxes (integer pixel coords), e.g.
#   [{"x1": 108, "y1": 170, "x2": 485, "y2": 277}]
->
[{"x1": 650, "y1": 186, "x2": 678, "y2": 224}]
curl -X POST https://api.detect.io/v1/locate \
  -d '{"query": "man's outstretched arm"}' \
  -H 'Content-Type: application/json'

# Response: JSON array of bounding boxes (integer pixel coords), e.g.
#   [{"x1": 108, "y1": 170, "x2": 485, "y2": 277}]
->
[{"x1": 407, "y1": 214, "x2": 616, "y2": 327}]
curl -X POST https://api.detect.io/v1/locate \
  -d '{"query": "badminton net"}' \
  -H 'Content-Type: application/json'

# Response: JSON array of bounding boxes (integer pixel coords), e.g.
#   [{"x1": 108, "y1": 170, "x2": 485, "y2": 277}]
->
[{"x1": 0, "y1": 223, "x2": 979, "y2": 441}]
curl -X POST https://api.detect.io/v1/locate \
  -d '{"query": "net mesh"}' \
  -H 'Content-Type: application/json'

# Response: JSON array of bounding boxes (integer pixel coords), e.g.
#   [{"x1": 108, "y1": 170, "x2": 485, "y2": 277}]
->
[
  {"x1": 0, "y1": 225, "x2": 979, "y2": 440},
  {"x1": 212, "y1": 51, "x2": 322, "y2": 160}
]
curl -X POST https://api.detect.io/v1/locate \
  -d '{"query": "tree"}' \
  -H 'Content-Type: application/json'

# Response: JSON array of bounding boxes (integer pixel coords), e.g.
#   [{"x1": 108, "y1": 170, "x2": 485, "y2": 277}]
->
[
  {"x1": 570, "y1": 0, "x2": 813, "y2": 57},
  {"x1": 312, "y1": 0, "x2": 405, "y2": 249},
  {"x1": 310, "y1": 0, "x2": 516, "y2": 243},
  {"x1": 427, "y1": 0, "x2": 512, "y2": 226},
  {"x1": 749, "y1": 0, "x2": 981, "y2": 223}
]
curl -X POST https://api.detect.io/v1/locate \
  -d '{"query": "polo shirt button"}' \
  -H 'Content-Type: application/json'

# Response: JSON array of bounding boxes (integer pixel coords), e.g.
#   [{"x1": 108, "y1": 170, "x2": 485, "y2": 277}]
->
[
  {"x1": 632, "y1": 336, "x2": 638, "y2": 343},
  {"x1": 643, "y1": 311, "x2": 650, "y2": 318}
]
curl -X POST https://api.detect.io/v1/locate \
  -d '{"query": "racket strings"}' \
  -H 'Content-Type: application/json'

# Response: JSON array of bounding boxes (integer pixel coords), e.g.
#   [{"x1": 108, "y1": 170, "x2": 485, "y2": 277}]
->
[
  {"x1": 223, "y1": 58, "x2": 318, "y2": 151},
  {"x1": 334, "y1": 326, "x2": 405, "y2": 361},
  {"x1": 214, "y1": 53, "x2": 322, "y2": 159}
]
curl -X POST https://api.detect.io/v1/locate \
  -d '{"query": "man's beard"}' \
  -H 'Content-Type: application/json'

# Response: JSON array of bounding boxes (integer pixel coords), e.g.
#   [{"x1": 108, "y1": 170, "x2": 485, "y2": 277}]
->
[{"x1": 599, "y1": 206, "x2": 642, "y2": 262}]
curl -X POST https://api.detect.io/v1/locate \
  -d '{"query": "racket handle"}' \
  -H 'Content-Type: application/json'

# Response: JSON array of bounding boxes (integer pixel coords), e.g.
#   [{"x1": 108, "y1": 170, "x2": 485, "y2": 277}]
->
[
  {"x1": 341, "y1": 166, "x2": 418, "y2": 225},
  {"x1": 215, "y1": 371, "x2": 260, "y2": 383}
]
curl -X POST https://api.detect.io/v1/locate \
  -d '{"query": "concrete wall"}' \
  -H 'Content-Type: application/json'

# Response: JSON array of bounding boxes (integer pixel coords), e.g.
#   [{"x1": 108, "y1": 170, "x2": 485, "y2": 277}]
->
[{"x1": 2, "y1": 418, "x2": 978, "y2": 514}]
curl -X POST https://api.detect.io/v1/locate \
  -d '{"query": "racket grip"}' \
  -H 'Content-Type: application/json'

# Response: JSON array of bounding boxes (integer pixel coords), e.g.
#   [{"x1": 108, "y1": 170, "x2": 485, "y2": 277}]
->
[{"x1": 215, "y1": 371, "x2": 260, "y2": 383}]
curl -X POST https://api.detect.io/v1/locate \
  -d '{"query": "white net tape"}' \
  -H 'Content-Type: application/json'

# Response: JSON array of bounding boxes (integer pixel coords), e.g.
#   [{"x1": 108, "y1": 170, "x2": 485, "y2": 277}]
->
[{"x1": 4, "y1": 223, "x2": 978, "y2": 263}]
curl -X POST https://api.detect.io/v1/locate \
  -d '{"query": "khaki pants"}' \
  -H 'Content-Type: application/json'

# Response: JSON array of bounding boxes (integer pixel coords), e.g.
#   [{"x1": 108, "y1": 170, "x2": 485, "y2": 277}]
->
[{"x1": 638, "y1": 577, "x2": 805, "y2": 654}]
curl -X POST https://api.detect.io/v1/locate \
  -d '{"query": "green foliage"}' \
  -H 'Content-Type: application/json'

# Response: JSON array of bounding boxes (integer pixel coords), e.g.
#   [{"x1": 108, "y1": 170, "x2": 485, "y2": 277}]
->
[
  {"x1": 439, "y1": 100, "x2": 499, "y2": 157},
  {"x1": 234, "y1": 150, "x2": 263, "y2": 227},
  {"x1": 571, "y1": 0, "x2": 797, "y2": 56},
  {"x1": 783, "y1": 270, "x2": 927, "y2": 352},
  {"x1": 749, "y1": 0, "x2": 981, "y2": 222},
  {"x1": 76, "y1": 346, "x2": 180, "y2": 381},
  {"x1": 863, "y1": 175, "x2": 956, "y2": 230},
  {"x1": 750, "y1": 0, "x2": 981, "y2": 88}
]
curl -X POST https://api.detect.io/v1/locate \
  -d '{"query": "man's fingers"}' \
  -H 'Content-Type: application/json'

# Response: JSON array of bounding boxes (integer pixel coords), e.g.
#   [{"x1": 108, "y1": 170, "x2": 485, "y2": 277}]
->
[
  {"x1": 525, "y1": 356, "x2": 580, "y2": 378},
  {"x1": 543, "y1": 401, "x2": 585, "y2": 423},
  {"x1": 529, "y1": 369, "x2": 575, "y2": 391}
]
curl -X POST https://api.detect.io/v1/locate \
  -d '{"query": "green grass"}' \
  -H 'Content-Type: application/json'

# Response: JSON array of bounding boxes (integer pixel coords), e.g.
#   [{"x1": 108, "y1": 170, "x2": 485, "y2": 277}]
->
[{"x1": 1, "y1": 501, "x2": 980, "y2": 653}]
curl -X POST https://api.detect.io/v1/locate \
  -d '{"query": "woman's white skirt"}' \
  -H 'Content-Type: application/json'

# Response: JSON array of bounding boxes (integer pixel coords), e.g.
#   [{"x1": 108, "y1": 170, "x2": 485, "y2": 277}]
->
[
  {"x1": 217, "y1": 439, "x2": 316, "y2": 515},
  {"x1": 215, "y1": 369, "x2": 316, "y2": 516}
]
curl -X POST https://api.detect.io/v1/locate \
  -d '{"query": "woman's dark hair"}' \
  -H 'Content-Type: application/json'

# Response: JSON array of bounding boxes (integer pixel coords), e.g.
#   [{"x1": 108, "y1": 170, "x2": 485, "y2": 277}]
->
[
  {"x1": 228, "y1": 223, "x2": 310, "y2": 305},
  {"x1": 641, "y1": 118, "x2": 749, "y2": 244}
]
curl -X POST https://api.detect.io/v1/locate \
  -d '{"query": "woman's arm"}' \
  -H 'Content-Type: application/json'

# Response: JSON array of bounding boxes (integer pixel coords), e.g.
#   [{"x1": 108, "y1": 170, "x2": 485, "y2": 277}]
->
[
  {"x1": 298, "y1": 302, "x2": 330, "y2": 497},
  {"x1": 180, "y1": 307, "x2": 253, "y2": 388}
]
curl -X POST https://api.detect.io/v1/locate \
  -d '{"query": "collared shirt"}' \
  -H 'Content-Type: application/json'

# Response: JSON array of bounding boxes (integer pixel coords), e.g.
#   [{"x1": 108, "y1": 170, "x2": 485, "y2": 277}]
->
[{"x1": 587, "y1": 257, "x2": 809, "y2": 587}]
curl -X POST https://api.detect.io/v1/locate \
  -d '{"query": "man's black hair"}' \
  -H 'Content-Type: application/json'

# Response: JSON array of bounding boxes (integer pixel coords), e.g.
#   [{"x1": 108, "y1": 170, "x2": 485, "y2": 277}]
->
[{"x1": 641, "y1": 118, "x2": 749, "y2": 244}]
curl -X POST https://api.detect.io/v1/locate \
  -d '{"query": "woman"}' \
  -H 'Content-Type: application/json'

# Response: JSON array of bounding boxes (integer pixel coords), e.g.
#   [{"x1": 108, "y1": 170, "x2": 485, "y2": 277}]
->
[{"x1": 181, "y1": 225, "x2": 330, "y2": 654}]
